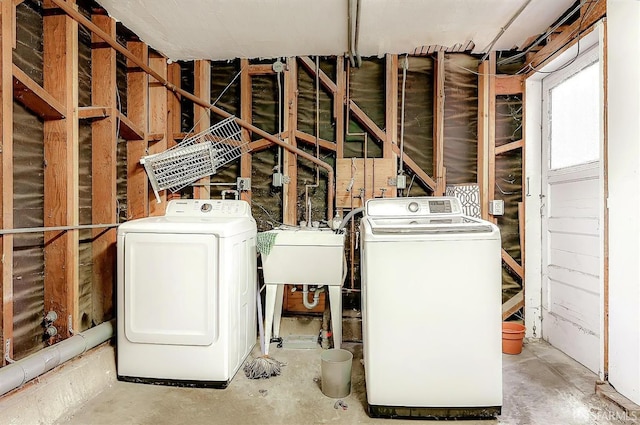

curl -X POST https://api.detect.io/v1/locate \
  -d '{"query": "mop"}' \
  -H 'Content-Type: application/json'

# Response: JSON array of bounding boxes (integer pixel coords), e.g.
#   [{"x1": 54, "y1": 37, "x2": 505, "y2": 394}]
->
[{"x1": 243, "y1": 286, "x2": 285, "y2": 379}]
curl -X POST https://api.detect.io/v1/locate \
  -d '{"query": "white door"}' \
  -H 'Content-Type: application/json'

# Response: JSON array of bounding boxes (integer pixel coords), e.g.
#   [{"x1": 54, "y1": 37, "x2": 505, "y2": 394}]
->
[{"x1": 541, "y1": 45, "x2": 604, "y2": 375}]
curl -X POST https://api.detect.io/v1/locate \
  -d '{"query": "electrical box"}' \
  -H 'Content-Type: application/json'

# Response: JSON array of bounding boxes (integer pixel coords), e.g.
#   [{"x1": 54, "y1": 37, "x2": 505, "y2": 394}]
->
[
  {"x1": 236, "y1": 177, "x2": 251, "y2": 191},
  {"x1": 489, "y1": 199, "x2": 504, "y2": 216},
  {"x1": 272, "y1": 172, "x2": 284, "y2": 187}
]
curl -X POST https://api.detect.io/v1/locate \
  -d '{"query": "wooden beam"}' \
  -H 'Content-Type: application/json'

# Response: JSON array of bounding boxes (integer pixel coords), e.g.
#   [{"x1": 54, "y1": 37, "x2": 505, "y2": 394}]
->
[
  {"x1": 193, "y1": 60, "x2": 211, "y2": 199},
  {"x1": 78, "y1": 106, "x2": 109, "y2": 119},
  {"x1": 248, "y1": 138, "x2": 274, "y2": 152},
  {"x1": 495, "y1": 75, "x2": 524, "y2": 96},
  {"x1": 117, "y1": 111, "x2": 144, "y2": 141},
  {"x1": 240, "y1": 59, "x2": 252, "y2": 204},
  {"x1": 126, "y1": 41, "x2": 149, "y2": 219},
  {"x1": 477, "y1": 61, "x2": 489, "y2": 220},
  {"x1": 502, "y1": 290, "x2": 524, "y2": 320},
  {"x1": 495, "y1": 139, "x2": 524, "y2": 155},
  {"x1": 349, "y1": 99, "x2": 386, "y2": 142},
  {"x1": 390, "y1": 145, "x2": 437, "y2": 191},
  {"x1": 433, "y1": 51, "x2": 446, "y2": 195},
  {"x1": 166, "y1": 62, "x2": 181, "y2": 150},
  {"x1": 385, "y1": 54, "x2": 398, "y2": 189},
  {"x1": 248, "y1": 63, "x2": 275, "y2": 76},
  {"x1": 335, "y1": 56, "x2": 346, "y2": 159},
  {"x1": 90, "y1": 13, "x2": 117, "y2": 324},
  {"x1": 526, "y1": 1, "x2": 606, "y2": 73},
  {"x1": 502, "y1": 249, "x2": 524, "y2": 279},
  {"x1": 298, "y1": 56, "x2": 337, "y2": 95},
  {"x1": 148, "y1": 53, "x2": 168, "y2": 214},
  {"x1": 282, "y1": 58, "x2": 298, "y2": 225},
  {"x1": 1, "y1": 0, "x2": 15, "y2": 364},
  {"x1": 12, "y1": 64, "x2": 66, "y2": 119},
  {"x1": 488, "y1": 53, "x2": 496, "y2": 213},
  {"x1": 165, "y1": 61, "x2": 182, "y2": 202},
  {"x1": 43, "y1": 0, "x2": 79, "y2": 339},
  {"x1": 295, "y1": 130, "x2": 336, "y2": 152}
]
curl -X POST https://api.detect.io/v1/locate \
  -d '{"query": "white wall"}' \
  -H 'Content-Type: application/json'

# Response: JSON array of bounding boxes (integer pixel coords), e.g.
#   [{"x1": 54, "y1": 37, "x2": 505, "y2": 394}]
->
[{"x1": 607, "y1": 0, "x2": 640, "y2": 405}]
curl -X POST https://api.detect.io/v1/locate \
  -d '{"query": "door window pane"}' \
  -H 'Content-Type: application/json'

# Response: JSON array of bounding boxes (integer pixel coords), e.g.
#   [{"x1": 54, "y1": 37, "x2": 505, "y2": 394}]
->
[{"x1": 550, "y1": 62, "x2": 600, "y2": 169}]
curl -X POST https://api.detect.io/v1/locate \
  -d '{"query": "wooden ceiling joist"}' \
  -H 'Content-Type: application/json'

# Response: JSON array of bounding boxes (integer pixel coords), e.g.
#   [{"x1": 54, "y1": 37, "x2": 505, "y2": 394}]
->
[
  {"x1": 12, "y1": 64, "x2": 66, "y2": 119},
  {"x1": 526, "y1": 0, "x2": 605, "y2": 73}
]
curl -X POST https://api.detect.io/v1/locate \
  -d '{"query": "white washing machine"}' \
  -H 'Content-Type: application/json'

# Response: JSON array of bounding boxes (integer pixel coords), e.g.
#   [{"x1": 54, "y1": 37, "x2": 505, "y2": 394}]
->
[
  {"x1": 116, "y1": 199, "x2": 257, "y2": 388},
  {"x1": 360, "y1": 196, "x2": 502, "y2": 418}
]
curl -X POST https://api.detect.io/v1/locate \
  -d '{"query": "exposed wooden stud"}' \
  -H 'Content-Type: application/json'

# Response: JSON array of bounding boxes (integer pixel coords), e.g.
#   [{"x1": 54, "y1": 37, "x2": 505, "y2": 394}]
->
[
  {"x1": 433, "y1": 51, "x2": 446, "y2": 195},
  {"x1": 1, "y1": 0, "x2": 15, "y2": 364},
  {"x1": 282, "y1": 57, "x2": 298, "y2": 225},
  {"x1": 78, "y1": 106, "x2": 110, "y2": 119},
  {"x1": 477, "y1": 61, "x2": 490, "y2": 220},
  {"x1": 495, "y1": 139, "x2": 524, "y2": 155},
  {"x1": 385, "y1": 55, "x2": 398, "y2": 161},
  {"x1": 335, "y1": 56, "x2": 345, "y2": 160},
  {"x1": 240, "y1": 58, "x2": 252, "y2": 204},
  {"x1": 126, "y1": 41, "x2": 149, "y2": 219},
  {"x1": 42, "y1": 0, "x2": 79, "y2": 339},
  {"x1": 90, "y1": 13, "x2": 117, "y2": 324},
  {"x1": 166, "y1": 62, "x2": 181, "y2": 151},
  {"x1": 488, "y1": 53, "x2": 496, "y2": 217},
  {"x1": 12, "y1": 64, "x2": 66, "y2": 119},
  {"x1": 165, "y1": 61, "x2": 182, "y2": 202},
  {"x1": 148, "y1": 53, "x2": 168, "y2": 215},
  {"x1": 193, "y1": 60, "x2": 211, "y2": 199},
  {"x1": 502, "y1": 290, "x2": 524, "y2": 320},
  {"x1": 495, "y1": 75, "x2": 524, "y2": 96}
]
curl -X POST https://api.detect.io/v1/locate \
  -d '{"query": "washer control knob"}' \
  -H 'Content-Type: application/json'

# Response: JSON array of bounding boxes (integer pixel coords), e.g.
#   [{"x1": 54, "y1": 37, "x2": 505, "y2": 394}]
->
[
  {"x1": 408, "y1": 201, "x2": 419, "y2": 213},
  {"x1": 200, "y1": 203, "x2": 212, "y2": 213}
]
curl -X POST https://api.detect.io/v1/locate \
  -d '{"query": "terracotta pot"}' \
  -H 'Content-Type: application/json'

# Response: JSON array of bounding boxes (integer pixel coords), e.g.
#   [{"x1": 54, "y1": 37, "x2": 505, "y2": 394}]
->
[{"x1": 502, "y1": 322, "x2": 526, "y2": 355}]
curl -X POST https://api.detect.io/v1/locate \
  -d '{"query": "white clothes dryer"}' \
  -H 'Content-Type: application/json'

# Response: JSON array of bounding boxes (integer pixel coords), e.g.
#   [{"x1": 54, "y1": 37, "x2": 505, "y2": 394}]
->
[
  {"x1": 360, "y1": 196, "x2": 502, "y2": 418},
  {"x1": 117, "y1": 199, "x2": 257, "y2": 388}
]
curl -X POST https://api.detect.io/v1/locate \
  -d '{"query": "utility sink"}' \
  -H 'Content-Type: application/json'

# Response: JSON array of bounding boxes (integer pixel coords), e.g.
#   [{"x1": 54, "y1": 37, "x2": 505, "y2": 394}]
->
[
  {"x1": 259, "y1": 228, "x2": 346, "y2": 354},
  {"x1": 261, "y1": 228, "x2": 345, "y2": 286}
]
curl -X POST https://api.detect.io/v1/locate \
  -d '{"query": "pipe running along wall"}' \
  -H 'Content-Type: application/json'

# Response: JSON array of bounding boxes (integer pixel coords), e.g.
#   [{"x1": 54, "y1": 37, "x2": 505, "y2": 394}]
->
[
  {"x1": 0, "y1": 320, "x2": 115, "y2": 397},
  {"x1": 49, "y1": 0, "x2": 335, "y2": 220}
]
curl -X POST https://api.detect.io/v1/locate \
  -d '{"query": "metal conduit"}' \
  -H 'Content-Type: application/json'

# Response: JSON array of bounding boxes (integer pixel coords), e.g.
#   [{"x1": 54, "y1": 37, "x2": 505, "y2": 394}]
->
[{"x1": 0, "y1": 320, "x2": 115, "y2": 397}]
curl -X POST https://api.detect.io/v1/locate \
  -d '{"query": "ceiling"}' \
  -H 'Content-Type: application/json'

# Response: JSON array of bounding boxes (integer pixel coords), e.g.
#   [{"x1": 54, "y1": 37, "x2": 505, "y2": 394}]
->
[{"x1": 96, "y1": 0, "x2": 576, "y2": 61}]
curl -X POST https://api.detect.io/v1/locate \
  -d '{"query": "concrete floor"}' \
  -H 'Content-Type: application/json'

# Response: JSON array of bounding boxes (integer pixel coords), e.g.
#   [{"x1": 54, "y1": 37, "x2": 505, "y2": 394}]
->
[{"x1": 43, "y1": 338, "x2": 635, "y2": 425}]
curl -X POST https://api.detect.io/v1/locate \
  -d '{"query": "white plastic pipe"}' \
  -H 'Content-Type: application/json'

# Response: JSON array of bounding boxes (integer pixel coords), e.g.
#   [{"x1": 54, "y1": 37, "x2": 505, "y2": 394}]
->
[
  {"x1": 0, "y1": 320, "x2": 115, "y2": 397},
  {"x1": 302, "y1": 285, "x2": 324, "y2": 310}
]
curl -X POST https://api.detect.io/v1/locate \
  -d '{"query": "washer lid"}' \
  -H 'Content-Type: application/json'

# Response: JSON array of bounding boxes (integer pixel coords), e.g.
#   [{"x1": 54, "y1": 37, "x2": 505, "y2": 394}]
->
[{"x1": 367, "y1": 216, "x2": 494, "y2": 234}]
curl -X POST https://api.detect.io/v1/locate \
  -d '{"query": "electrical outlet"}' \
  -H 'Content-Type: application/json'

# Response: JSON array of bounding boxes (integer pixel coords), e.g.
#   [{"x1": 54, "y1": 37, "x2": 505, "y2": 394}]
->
[
  {"x1": 489, "y1": 200, "x2": 504, "y2": 216},
  {"x1": 236, "y1": 177, "x2": 251, "y2": 191}
]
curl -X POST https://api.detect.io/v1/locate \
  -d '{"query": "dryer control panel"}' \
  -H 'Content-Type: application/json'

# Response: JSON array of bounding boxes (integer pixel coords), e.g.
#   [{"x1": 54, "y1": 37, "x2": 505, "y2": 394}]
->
[
  {"x1": 365, "y1": 196, "x2": 463, "y2": 218},
  {"x1": 165, "y1": 199, "x2": 252, "y2": 218}
]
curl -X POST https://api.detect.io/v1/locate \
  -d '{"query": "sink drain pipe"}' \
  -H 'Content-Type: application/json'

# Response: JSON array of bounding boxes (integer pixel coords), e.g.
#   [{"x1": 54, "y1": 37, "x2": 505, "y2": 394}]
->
[{"x1": 0, "y1": 319, "x2": 115, "y2": 397}]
